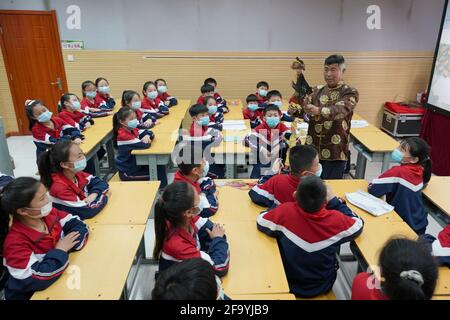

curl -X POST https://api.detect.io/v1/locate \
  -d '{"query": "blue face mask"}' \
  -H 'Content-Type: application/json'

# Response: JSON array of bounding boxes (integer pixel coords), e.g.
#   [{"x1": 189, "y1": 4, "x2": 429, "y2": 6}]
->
[
  {"x1": 131, "y1": 101, "x2": 141, "y2": 110},
  {"x1": 196, "y1": 116, "x2": 210, "y2": 127},
  {"x1": 85, "y1": 91, "x2": 97, "y2": 99},
  {"x1": 315, "y1": 163, "x2": 323, "y2": 177},
  {"x1": 98, "y1": 86, "x2": 110, "y2": 94},
  {"x1": 37, "y1": 111, "x2": 53, "y2": 123},
  {"x1": 127, "y1": 119, "x2": 139, "y2": 129},
  {"x1": 202, "y1": 161, "x2": 210, "y2": 178},
  {"x1": 208, "y1": 105, "x2": 218, "y2": 115},
  {"x1": 248, "y1": 104, "x2": 259, "y2": 112},
  {"x1": 272, "y1": 101, "x2": 283, "y2": 108},
  {"x1": 391, "y1": 149, "x2": 404, "y2": 163},
  {"x1": 259, "y1": 89, "x2": 268, "y2": 97},
  {"x1": 147, "y1": 91, "x2": 158, "y2": 99},
  {"x1": 266, "y1": 116, "x2": 280, "y2": 128},
  {"x1": 157, "y1": 85, "x2": 167, "y2": 93},
  {"x1": 72, "y1": 157, "x2": 87, "y2": 172},
  {"x1": 71, "y1": 101, "x2": 81, "y2": 110}
]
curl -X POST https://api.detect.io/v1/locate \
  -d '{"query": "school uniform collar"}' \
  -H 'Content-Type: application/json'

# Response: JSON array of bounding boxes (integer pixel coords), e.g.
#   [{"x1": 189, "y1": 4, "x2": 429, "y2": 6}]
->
[
  {"x1": 10, "y1": 209, "x2": 60, "y2": 243},
  {"x1": 165, "y1": 219, "x2": 198, "y2": 247},
  {"x1": 51, "y1": 172, "x2": 87, "y2": 199},
  {"x1": 174, "y1": 171, "x2": 201, "y2": 194}
]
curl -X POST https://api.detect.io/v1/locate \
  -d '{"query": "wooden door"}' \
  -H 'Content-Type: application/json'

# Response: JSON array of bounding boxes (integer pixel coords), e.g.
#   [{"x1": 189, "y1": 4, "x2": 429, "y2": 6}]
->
[{"x1": 0, "y1": 10, "x2": 68, "y2": 134}]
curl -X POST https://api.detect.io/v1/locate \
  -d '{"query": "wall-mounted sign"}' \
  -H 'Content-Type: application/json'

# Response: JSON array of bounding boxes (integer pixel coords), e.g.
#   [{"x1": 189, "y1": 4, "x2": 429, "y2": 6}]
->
[{"x1": 61, "y1": 40, "x2": 84, "y2": 50}]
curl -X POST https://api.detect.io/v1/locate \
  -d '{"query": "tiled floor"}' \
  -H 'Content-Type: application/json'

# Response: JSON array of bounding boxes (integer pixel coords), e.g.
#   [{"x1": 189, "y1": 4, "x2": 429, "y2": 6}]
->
[{"x1": 6, "y1": 135, "x2": 446, "y2": 300}]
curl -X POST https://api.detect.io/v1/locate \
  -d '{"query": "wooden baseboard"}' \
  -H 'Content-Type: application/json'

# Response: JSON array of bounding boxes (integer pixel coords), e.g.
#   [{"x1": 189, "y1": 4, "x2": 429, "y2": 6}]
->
[{"x1": 6, "y1": 131, "x2": 21, "y2": 137}]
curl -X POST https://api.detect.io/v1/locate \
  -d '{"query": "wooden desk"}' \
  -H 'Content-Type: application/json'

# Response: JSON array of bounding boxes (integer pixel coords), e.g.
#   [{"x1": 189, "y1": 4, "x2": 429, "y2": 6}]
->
[
  {"x1": 349, "y1": 113, "x2": 399, "y2": 179},
  {"x1": 224, "y1": 99, "x2": 244, "y2": 120},
  {"x1": 211, "y1": 179, "x2": 262, "y2": 222},
  {"x1": 87, "y1": 181, "x2": 160, "y2": 225},
  {"x1": 80, "y1": 115, "x2": 114, "y2": 176},
  {"x1": 133, "y1": 131, "x2": 180, "y2": 180},
  {"x1": 32, "y1": 224, "x2": 145, "y2": 300},
  {"x1": 422, "y1": 176, "x2": 450, "y2": 227},
  {"x1": 220, "y1": 221, "x2": 290, "y2": 295},
  {"x1": 230, "y1": 293, "x2": 296, "y2": 300},
  {"x1": 150, "y1": 99, "x2": 190, "y2": 135},
  {"x1": 211, "y1": 121, "x2": 251, "y2": 179},
  {"x1": 324, "y1": 179, "x2": 405, "y2": 223}
]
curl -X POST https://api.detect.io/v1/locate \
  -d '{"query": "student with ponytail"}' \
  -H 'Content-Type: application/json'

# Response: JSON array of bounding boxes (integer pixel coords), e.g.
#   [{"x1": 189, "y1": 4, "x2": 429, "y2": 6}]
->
[
  {"x1": 352, "y1": 238, "x2": 438, "y2": 300},
  {"x1": 25, "y1": 99, "x2": 83, "y2": 160},
  {"x1": 37, "y1": 140, "x2": 109, "y2": 219},
  {"x1": 153, "y1": 181, "x2": 229, "y2": 277},
  {"x1": 141, "y1": 81, "x2": 169, "y2": 118},
  {"x1": 121, "y1": 90, "x2": 157, "y2": 129},
  {"x1": 368, "y1": 137, "x2": 432, "y2": 235},
  {"x1": 80, "y1": 80, "x2": 112, "y2": 117},
  {"x1": 0, "y1": 177, "x2": 88, "y2": 300},
  {"x1": 58, "y1": 93, "x2": 94, "y2": 132},
  {"x1": 94, "y1": 77, "x2": 116, "y2": 110}
]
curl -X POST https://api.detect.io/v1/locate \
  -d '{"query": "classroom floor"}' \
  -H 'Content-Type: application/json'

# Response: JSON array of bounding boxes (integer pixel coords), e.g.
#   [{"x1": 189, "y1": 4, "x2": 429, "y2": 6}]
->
[{"x1": 6, "y1": 136, "x2": 445, "y2": 300}]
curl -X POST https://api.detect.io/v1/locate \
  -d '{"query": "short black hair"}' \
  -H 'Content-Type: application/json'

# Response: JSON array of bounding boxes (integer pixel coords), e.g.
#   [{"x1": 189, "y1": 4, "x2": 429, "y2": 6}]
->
[
  {"x1": 267, "y1": 90, "x2": 282, "y2": 100},
  {"x1": 204, "y1": 78, "x2": 217, "y2": 86},
  {"x1": 289, "y1": 145, "x2": 318, "y2": 175},
  {"x1": 296, "y1": 176, "x2": 327, "y2": 213},
  {"x1": 189, "y1": 104, "x2": 208, "y2": 117},
  {"x1": 263, "y1": 104, "x2": 280, "y2": 115},
  {"x1": 325, "y1": 54, "x2": 345, "y2": 67},
  {"x1": 152, "y1": 258, "x2": 218, "y2": 300},
  {"x1": 176, "y1": 145, "x2": 202, "y2": 175},
  {"x1": 201, "y1": 84, "x2": 215, "y2": 94},
  {"x1": 257, "y1": 81, "x2": 269, "y2": 89},
  {"x1": 246, "y1": 94, "x2": 258, "y2": 104}
]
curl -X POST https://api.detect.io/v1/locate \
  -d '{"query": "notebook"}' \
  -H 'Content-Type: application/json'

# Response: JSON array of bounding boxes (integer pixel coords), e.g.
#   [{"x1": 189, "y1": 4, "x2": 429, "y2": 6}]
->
[{"x1": 345, "y1": 190, "x2": 394, "y2": 216}]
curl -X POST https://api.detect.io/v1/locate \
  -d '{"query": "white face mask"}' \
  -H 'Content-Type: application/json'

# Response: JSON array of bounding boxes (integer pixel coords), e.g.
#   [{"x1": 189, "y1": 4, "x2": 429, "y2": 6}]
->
[{"x1": 25, "y1": 201, "x2": 52, "y2": 218}]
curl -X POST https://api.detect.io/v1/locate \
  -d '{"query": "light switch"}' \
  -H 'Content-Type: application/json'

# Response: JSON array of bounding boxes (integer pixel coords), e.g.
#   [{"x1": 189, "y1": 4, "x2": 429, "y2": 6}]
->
[{"x1": 67, "y1": 54, "x2": 74, "y2": 62}]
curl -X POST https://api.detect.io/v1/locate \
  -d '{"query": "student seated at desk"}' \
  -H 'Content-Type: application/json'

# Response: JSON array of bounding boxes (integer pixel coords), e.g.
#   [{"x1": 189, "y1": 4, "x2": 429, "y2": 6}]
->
[
  {"x1": 113, "y1": 107, "x2": 167, "y2": 186},
  {"x1": 249, "y1": 145, "x2": 321, "y2": 207},
  {"x1": 141, "y1": 81, "x2": 169, "y2": 118},
  {"x1": 266, "y1": 90, "x2": 294, "y2": 122},
  {"x1": 244, "y1": 104, "x2": 290, "y2": 179},
  {"x1": 94, "y1": 77, "x2": 116, "y2": 110},
  {"x1": 58, "y1": 93, "x2": 94, "y2": 133},
  {"x1": 0, "y1": 173, "x2": 13, "y2": 292},
  {"x1": 255, "y1": 81, "x2": 269, "y2": 107},
  {"x1": 204, "y1": 95, "x2": 224, "y2": 131},
  {"x1": 173, "y1": 146, "x2": 218, "y2": 218},
  {"x1": 121, "y1": 90, "x2": 157, "y2": 129},
  {"x1": 155, "y1": 78, "x2": 178, "y2": 108},
  {"x1": 243, "y1": 94, "x2": 264, "y2": 129},
  {"x1": 422, "y1": 224, "x2": 450, "y2": 267},
  {"x1": 37, "y1": 140, "x2": 109, "y2": 220},
  {"x1": 1, "y1": 177, "x2": 89, "y2": 300},
  {"x1": 368, "y1": 137, "x2": 432, "y2": 235},
  {"x1": 256, "y1": 176, "x2": 364, "y2": 298},
  {"x1": 152, "y1": 258, "x2": 227, "y2": 300},
  {"x1": 25, "y1": 99, "x2": 83, "y2": 160},
  {"x1": 182, "y1": 104, "x2": 222, "y2": 149},
  {"x1": 80, "y1": 80, "x2": 112, "y2": 118},
  {"x1": 203, "y1": 78, "x2": 229, "y2": 113},
  {"x1": 352, "y1": 238, "x2": 438, "y2": 300},
  {"x1": 153, "y1": 182, "x2": 229, "y2": 277}
]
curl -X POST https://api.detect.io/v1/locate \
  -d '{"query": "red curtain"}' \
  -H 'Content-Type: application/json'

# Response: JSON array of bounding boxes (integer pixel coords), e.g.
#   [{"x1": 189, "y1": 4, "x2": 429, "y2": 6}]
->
[{"x1": 420, "y1": 109, "x2": 450, "y2": 175}]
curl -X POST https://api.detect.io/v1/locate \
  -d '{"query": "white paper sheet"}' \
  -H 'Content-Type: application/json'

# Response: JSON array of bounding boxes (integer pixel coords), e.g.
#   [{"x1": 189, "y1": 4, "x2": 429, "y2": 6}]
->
[
  {"x1": 351, "y1": 120, "x2": 369, "y2": 128},
  {"x1": 222, "y1": 120, "x2": 247, "y2": 131},
  {"x1": 345, "y1": 190, "x2": 394, "y2": 216}
]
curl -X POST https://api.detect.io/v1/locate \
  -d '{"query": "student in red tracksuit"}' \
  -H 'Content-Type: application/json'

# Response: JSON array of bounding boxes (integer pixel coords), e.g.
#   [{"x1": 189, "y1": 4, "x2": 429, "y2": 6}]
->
[
  {"x1": 58, "y1": 93, "x2": 94, "y2": 133},
  {"x1": 25, "y1": 99, "x2": 83, "y2": 160},
  {"x1": 80, "y1": 80, "x2": 112, "y2": 117},
  {"x1": 203, "y1": 95, "x2": 224, "y2": 131},
  {"x1": 1, "y1": 177, "x2": 89, "y2": 300},
  {"x1": 141, "y1": 81, "x2": 169, "y2": 118},
  {"x1": 153, "y1": 181, "x2": 229, "y2": 277},
  {"x1": 94, "y1": 77, "x2": 116, "y2": 110},
  {"x1": 203, "y1": 78, "x2": 228, "y2": 113},
  {"x1": 155, "y1": 78, "x2": 178, "y2": 108},
  {"x1": 37, "y1": 140, "x2": 109, "y2": 220},
  {"x1": 243, "y1": 94, "x2": 264, "y2": 129},
  {"x1": 352, "y1": 238, "x2": 438, "y2": 300},
  {"x1": 255, "y1": 81, "x2": 269, "y2": 107},
  {"x1": 121, "y1": 90, "x2": 157, "y2": 129}
]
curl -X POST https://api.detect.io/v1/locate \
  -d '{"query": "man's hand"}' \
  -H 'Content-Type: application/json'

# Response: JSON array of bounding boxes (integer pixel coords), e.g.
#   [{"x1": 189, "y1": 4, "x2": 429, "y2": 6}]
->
[{"x1": 304, "y1": 104, "x2": 320, "y2": 116}]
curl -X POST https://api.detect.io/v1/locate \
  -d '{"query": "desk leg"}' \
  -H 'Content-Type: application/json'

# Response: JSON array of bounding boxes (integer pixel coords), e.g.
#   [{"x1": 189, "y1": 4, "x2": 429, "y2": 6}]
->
[
  {"x1": 105, "y1": 140, "x2": 115, "y2": 170},
  {"x1": 148, "y1": 155, "x2": 158, "y2": 180},
  {"x1": 355, "y1": 151, "x2": 367, "y2": 179},
  {"x1": 225, "y1": 164, "x2": 236, "y2": 179},
  {"x1": 92, "y1": 155, "x2": 101, "y2": 177},
  {"x1": 381, "y1": 152, "x2": 391, "y2": 173}
]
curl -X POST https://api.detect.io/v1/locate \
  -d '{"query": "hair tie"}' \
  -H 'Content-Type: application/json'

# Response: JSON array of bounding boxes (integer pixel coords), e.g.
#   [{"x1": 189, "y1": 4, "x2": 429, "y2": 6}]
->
[{"x1": 400, "y1": 270, "x2": 424, "y2": 287}]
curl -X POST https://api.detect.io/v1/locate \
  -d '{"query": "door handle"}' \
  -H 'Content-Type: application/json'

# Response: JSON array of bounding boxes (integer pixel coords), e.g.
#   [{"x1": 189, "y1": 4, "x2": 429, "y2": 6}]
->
[{"x1": 50, "y1": 77, "x2": 63, "y2": 90}]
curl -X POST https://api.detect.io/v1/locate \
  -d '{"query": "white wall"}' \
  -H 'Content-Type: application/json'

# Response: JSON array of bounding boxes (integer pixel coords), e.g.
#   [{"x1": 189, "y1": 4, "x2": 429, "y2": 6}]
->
[{"x1": 0, "y1": 0, "x2": 446, "y2": 51}]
